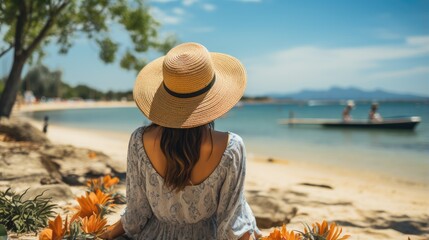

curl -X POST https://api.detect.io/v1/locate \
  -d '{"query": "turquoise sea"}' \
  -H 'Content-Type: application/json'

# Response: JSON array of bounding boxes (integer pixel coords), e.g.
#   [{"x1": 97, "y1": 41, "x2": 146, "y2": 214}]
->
[{"x1": 25, "y1": 101, "x2": 429, "y2": 183}]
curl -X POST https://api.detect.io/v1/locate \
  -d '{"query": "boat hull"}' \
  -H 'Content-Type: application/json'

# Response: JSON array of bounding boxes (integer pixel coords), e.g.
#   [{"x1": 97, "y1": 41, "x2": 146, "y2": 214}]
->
[
  {"x1": 322, "y1": 121, "x2": 419, "y2": 130},
  {"x1": 281, "y1": 116, "x2": 421, "y2": 130}
]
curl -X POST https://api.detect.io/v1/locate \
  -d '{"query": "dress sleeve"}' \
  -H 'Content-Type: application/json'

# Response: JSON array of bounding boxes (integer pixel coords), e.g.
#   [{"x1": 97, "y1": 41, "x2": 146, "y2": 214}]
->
[
  {"x1": 216, "y1": 135, "x2": 260, "y2": 239},
  {"x1": 120, "y1": 128, "x2": 153, "y2": 238}
]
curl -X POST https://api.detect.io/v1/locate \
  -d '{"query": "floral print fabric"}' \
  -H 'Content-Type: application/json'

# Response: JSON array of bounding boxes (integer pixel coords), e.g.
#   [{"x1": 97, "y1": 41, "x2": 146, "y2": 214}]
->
[{"x1": 121, "y1": 127, "x2": 260, "y2": 239}]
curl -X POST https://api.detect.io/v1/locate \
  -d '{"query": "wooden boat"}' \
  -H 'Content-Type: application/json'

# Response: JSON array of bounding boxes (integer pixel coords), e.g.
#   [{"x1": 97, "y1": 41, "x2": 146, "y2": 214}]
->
[{"x1": 279, "y1": 116, "x2": 421, "y2": 130}]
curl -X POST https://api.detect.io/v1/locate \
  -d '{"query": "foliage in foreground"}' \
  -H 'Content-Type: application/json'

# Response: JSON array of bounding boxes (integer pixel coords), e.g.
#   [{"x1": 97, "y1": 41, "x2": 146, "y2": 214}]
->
[
  {"x1": 39, "y1": 175, "x2": 121, "y2": 239},
  {"x1": 0, "y1": 224, "x2": 7, "y2": 238},
  {"x1": 262, "y1": 220, "x2": 350, "y2": 240},
  {"x1": 0, "y1": 188, "x2": 56, "y2": 234}
]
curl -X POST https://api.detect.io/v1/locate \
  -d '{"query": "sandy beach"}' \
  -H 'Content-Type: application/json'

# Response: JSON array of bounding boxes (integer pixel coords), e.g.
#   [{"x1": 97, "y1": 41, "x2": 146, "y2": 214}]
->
[
  {"x1": 16, "y1": 101, "x2": 136, "y2": 114},
  {"x1": 11, "y1": 103, "x2": 429, "y2": 239}
]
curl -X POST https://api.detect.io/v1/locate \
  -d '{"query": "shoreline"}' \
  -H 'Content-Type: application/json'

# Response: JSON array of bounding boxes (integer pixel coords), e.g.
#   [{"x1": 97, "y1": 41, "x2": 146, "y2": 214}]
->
[
  {"x1": 15, "y1": 100, "x2": 136, "y2": 113},
  {"x1": 17, "y1": 103, "x2": 428, "y2": 185},
  {"x1": 13, "y1": 103, "x2": 429, "y2": 239},
  {"x1": 17, "y1": 101, "x2": 429, "y2": 185}
]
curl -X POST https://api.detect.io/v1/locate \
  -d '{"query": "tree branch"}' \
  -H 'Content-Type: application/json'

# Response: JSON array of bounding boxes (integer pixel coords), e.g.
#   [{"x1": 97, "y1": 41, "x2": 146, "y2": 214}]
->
[
  {"x1": 23, "y1": 1, "x2": 69, "y2": 59},
  {"x1": 0, "y1": 45, "x2": 13, "y2": 58},
  {"x1": 14, "y1": 0, "x2": 27, "y2": 57},
  {"x1": 27, "y1": 0, "x2": 35, "y2": 30}
]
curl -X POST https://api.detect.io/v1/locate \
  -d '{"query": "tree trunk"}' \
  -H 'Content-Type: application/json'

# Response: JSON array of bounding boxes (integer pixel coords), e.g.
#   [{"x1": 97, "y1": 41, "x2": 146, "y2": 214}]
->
[{"x1": 0, "y1": 56, "x2": 26, "y2": 118}]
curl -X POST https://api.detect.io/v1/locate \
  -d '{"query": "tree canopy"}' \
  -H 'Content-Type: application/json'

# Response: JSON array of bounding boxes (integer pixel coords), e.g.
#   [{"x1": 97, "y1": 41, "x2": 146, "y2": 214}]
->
[
  {"x1": 0, "y1": 0, "x2": 175, "y2": 69},
  {"x1": 0, "y1": 0, "x2": 176, "y2": 117}
]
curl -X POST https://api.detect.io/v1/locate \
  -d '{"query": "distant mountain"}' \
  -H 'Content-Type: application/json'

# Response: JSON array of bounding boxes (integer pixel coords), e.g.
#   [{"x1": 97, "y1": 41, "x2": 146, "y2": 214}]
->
[{"x1": 270, "y1": 87, "x2": 429, "y2": 101}]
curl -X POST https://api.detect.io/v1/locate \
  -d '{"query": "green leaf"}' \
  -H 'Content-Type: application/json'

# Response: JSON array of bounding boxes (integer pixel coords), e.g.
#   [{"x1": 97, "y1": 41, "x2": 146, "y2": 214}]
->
[
  {"x1": 0, "y1": 224, "x2": 7, "y2": 236},
  {"x1": 97, "y1": 38, "x2": 119, "y2": 63},
  {"x1": 0, "y1": 188, "x2": 57, "y2": 233}
]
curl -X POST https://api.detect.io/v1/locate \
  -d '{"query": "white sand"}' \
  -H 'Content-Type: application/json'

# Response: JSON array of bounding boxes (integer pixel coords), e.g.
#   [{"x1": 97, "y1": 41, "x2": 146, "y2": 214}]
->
[
  {"x1": 16, "y1": 103, "x2": 429, "y2": 239},
  {"x1": 16, "y1": 100, "x2": 135, "y2": 113}
]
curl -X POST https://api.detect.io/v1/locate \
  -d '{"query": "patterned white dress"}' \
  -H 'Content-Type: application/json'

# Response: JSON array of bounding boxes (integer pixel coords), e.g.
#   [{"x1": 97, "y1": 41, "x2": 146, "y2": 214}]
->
[{"x1": 120, "y1": 127, "x2": 260, "y2": 239}]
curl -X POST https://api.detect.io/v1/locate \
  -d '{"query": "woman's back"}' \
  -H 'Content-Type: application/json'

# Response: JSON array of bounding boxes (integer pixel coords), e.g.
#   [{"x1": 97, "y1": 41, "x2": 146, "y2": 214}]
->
[
  {"x1": 143, "y1": 125, "x2": 229, "y2": 186},
  {"x1": 121, "y1": 127, "x2": 259, "y2": 239}
]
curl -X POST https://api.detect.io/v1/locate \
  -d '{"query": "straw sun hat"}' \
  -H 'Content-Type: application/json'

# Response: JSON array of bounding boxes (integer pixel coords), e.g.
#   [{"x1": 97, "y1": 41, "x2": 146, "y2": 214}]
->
[{"x1": 133, "y1": 42, "x2": 246, "y2": 128}]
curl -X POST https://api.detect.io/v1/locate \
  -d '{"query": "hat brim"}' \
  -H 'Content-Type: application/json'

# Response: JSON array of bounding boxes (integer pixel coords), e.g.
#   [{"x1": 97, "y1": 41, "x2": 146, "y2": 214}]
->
[{"x1": 133, "y1": 52, "x2": 246, "y2": 128}]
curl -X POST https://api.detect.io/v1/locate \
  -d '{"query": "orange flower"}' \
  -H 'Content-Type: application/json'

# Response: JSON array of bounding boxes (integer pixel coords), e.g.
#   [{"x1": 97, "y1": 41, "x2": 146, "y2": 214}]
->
[
  {"x1": 262, "y1": 224, "x2": 301, "y2": 240},
  {"x1": 87, "y1": 178, "x2": 102, "y2": 192},
  {"x1": 39, "y1": 215, "x2": 67, "y2": 240},
  {"x1": 95, "y1": 188, "x2": 113, "y2": 205},
  {"x1": 312, "y1": 220, "x2": 329, "y2": 236},
  {"x1": 309, "y1": 220, "x2": 350, "y2": 240},
  {"x1": 81, "y1": 214, "x2": 107, "y2": 236},
  {"x1": 325, "y1": 222, "x2": 350, "y2": 240},
  {"x1": 264, "y1": 227, "x2": 281, "y2": 240},
  {"x1": 74, "y1": 190, "x2": 113, "y2": 218},
  {"x1": 38, "y1": 229, "x2": 52, "y2": 240},
  {"x1": 86, "y1": 175, "x2": 119, "y2": 192},
  {"x1": 103, "y1": 175, "x2": 119, "y2": 189}
]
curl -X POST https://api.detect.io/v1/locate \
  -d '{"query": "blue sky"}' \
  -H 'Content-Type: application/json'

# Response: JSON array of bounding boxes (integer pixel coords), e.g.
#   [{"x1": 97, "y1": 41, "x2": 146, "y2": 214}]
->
[{"x1": 1, "y1": 0, "x2": 429, "y2": 96}]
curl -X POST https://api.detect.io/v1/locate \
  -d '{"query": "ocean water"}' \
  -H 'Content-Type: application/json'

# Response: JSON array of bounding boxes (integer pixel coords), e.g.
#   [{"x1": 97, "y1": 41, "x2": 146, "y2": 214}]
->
[{"x1": 25, "y1": 102, "x2": 429, "y2": 183}]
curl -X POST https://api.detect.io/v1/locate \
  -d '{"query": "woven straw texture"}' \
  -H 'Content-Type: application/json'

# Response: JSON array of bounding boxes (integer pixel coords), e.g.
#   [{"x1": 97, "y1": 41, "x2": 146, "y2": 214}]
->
[{"x1": 133, "y1": 42, "x2": 246, "y2": 128}]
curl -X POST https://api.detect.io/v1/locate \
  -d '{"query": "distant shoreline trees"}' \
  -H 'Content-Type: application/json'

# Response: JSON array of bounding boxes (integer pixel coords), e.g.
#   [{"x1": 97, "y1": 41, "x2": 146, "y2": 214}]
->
[
  {"x1": 8, "y1": 64, "x2": 272, "y2": 103},
  {"x1": 17, "y1": 65, "x2": 132, "y2": 102}
]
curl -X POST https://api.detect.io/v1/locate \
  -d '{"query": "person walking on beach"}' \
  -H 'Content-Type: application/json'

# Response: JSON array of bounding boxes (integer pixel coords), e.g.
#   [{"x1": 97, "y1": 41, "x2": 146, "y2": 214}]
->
[
  {"x1": 43, "y1": 115, "x2": 49, "y2": 134},
  {"x1": 369, "y1": 103, "x2": 383, "y2": 122},
  {"x1": 100, "y1": 43, "x2": 261, "y2": 240},
  {"x1": 342, "y1": 100, "x2": 355, "y2": 122}
]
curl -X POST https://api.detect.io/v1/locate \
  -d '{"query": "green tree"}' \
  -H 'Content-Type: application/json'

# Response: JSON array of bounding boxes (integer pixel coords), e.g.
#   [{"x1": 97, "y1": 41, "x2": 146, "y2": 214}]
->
[
  {"x1": 21, "y1": 65, "x2": 62, "y2": 99},
  {"x1": 72, "y1": 84, "x2": 104, "y2": 100},
  {"x1": 0, "y1": 0, "x2": 176, "y2": 117}
]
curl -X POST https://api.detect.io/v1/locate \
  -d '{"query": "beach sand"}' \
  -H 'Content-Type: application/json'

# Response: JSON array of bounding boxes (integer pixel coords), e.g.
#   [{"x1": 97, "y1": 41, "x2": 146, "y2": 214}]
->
[{"x1": 15, "y1": 103, "x2": 429, "y2": 239}]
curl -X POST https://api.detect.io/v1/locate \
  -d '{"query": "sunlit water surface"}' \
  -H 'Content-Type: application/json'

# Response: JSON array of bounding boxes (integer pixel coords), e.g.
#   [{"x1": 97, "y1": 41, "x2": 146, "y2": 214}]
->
[{"x1": 25, "y1": 102, "x2": 429, "y2": 183}]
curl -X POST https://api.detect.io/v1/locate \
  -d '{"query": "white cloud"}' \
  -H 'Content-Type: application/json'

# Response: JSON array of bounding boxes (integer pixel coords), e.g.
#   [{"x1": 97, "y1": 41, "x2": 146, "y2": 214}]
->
[
  {"x1": 202, "y1": 3, "x2": 216, "y2": 12},
  {"x1": 172, "y1": 7, "x2": 185, "y2": 15},
  {"x1": 183, "y1": 0, "x2": 198, "y2": 6},
  {"x1": 368, "y1": 66, "x2": 429, "y2": 80},
  {"x1": 406, "y1": 35, "x2": 429, "y2": 49},
  {"x1": 245, "y1": 36, "x2": 429, "y2": 95},
  {"x1": 150, "y1": 7, "x2": 182, "y2": 25}
]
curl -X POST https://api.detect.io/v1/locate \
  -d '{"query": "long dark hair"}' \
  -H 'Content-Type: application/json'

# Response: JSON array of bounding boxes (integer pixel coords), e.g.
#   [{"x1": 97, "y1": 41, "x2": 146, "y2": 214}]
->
[{"x1": 146, "y1": 122, "x2": 215, "y2": 191}]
